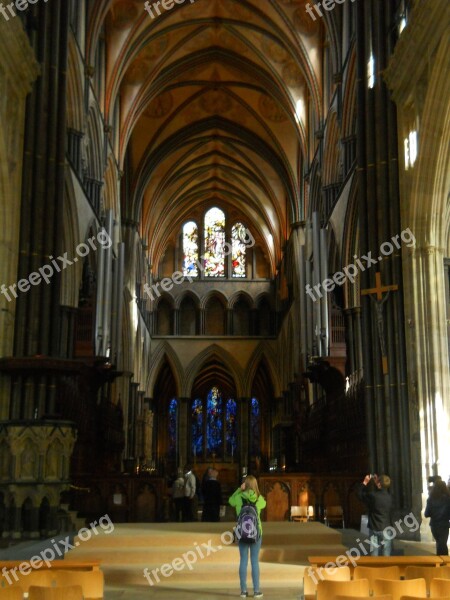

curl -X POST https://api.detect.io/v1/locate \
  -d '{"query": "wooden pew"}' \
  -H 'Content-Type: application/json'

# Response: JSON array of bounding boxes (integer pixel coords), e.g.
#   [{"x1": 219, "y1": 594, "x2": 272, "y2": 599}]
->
[
  {"x1": 0, "y1": 561, "x2": 100, "y2": 572},
  {"x1": 0, "y1": 561, "x2": 103, "y2": 599},
  {"x1": 308, "y1": 555, "x2": 444, "y2": 577}
]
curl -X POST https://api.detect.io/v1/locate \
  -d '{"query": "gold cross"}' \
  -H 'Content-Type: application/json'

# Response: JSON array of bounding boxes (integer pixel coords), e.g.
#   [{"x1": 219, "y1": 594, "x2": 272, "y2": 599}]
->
[{"x1": 361, "y1": 271, "x2": 398, "y2": 300}]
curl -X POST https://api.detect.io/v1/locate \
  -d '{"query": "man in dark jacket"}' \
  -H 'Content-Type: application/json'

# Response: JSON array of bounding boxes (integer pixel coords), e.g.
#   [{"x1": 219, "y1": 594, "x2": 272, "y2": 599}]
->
[{"x1": 359, "y1": 474, "x2": 393, "y2": 555}]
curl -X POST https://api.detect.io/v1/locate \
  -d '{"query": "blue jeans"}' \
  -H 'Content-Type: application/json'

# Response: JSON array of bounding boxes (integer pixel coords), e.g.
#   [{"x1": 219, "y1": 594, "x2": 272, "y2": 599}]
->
[
  {"x1": 239, "y1": 538, "x2": 262, "y2": 592},
  {"x1": 369, "y1": 529, "x2": 392, "y2": 556}
]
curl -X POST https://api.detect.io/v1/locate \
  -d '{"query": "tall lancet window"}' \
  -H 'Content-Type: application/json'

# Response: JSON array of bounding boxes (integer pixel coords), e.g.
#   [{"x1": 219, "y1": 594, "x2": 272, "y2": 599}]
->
[
  {"x1": 207, "y1": 386, "x2": 223, "y2": 454},
  {"x1": 168, "y1": 399, "x2": 177, "y2": 457},
  {"x1": 183, "y1": 221, "x2": 199, "y2": 277},
  {"x1": 192, "y1": 399, "x2": 203, "y2": 457},
  {"x1": 231, "y1": 223, "x2": 247, "y2": 278},
  {"x1": 226, "y1": 399, "x2": 237, "y2": 457},
  {"x1": 250, "y1": 398, "x2": 261, "y2": 456},
  {"x1": 191, "y1": 387, "x2": 237, "y2": 458},
  {"x1": 204, "y1": 207, "x2": 226, "y2": 277}
]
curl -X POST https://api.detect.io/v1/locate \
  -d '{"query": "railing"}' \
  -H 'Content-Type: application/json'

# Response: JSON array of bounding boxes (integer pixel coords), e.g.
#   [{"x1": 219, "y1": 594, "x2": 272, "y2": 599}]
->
[
  {"x1": 67, "y1": 128, "x2": 83, "y2": 175},
  {"x1": 342, "y1": 135, "x2": 356, "y2": 175},
  {"x1": 322, "y1": 183, "x2": 342, "y2": 221},
  {"x1": 331, "y1": 309, "x2": 346, "y2": 345},
  {"x1": 83, "y1": 177, "x2": 103, "y2": 215}
]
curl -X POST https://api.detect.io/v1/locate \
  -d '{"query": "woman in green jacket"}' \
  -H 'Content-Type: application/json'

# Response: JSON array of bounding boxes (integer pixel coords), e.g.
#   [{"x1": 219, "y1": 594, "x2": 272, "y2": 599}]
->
[{"x1": 229, "y1": 475, "x2": 266, "y2": 598}]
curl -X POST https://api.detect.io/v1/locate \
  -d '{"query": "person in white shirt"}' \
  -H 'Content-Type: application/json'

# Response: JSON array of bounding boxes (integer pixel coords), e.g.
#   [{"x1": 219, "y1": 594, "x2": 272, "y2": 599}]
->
[{"x1": 183, "y1": 464, "x2": 196, "y2": 521}]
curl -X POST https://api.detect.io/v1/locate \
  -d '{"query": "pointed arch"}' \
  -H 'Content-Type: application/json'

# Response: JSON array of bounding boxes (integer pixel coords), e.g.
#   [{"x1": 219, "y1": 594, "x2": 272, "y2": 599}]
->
[
  {"x1": 61, "y1": 173, "x2": 81, "y2": 308},
  {"x1": 342, "y1": 49, "x2": 357, "y2": 139},
  {"x1": 103, "y1": 154, "x2": 120, "y2": 216},
  {"x1": 183, "y1": 344, "x2": 244, "y2": 398},
  {"x1": 147, "y1": 342, "x2": 183, "y2": 397},
  {"x1": 323, "y1": 111, "x2": 342, "y2": 186},
  {"x1": 67, "y1": 36, "x2": 85, "y2": 132},
  {"x1": 244, "y1": 343, "x2": 281, "y2": 397},
  {"x1": 86, "y1": 104, "x2": 104, "y2": 182},
  {"x1": 229, "y1": 291, "x2": 255, "y2": 310}
]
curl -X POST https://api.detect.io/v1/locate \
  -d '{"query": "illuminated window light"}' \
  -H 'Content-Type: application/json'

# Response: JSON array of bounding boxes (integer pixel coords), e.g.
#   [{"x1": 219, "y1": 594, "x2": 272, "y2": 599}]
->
[
  {"x1": 367, "y1": 54, "x2": 375, "y2": 89},
  {"x1": 296, "y1": 98, "x2": 305, "y2": 122},
  {"x1": 404, "y1": 130, "x2": 418, "y2": 169},
  {"x1": 409, "y1": 130, "x2": 418, "y2": 165}
]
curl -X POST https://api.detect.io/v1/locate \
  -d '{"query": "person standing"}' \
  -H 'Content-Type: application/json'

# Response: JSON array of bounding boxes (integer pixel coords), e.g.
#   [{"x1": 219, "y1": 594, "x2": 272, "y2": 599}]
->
[
  {"x1": 202, "y1": 468, "x2": 222, "y2": 522},
  {"x1": 425, "y1": 479, "x2": 450, "y2": 555},
  {"x1": 183, "y1": 464, "x2": 196, "y2": 522},
  {"x1": 229, "y1": 475, "x2": 266, "y2": 598},
  {"x1": 172, "y1": 469, "x2": 185, "y2": 522},
  {"x1": 359, "y1": 473, "x2": 393, "y2": 555}
]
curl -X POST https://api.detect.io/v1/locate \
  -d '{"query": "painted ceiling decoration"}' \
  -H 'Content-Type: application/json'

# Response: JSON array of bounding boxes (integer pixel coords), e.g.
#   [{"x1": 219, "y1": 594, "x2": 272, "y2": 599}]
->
[{"x1": 89, "y1": 0, "x2": 328, "y2": 277}]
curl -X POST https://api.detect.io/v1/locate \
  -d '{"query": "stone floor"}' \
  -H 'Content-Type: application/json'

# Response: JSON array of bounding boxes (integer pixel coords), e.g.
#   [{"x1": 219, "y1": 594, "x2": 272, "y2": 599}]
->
[{"x1": 0, "y1": 526, "x2": 440, "y2": 600}]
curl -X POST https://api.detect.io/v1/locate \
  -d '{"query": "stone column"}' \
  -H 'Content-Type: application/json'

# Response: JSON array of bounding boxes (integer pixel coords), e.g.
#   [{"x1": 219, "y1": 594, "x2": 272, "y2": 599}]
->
[
  {"x1": 384, "y1": 0, "x2": 450, "y2": 532},
  {"x1": 356, "y1": 0, "x2": 412, "y2": 514},
  {"x1": 0, "y1": 19, "x2": 39, "y2": 419},
  {"x1": 239, "y1": 398, "x2": 250, "y2": 475},
  {"x1": 178, "y1": 398, "x2": 190, "y2": 468}
]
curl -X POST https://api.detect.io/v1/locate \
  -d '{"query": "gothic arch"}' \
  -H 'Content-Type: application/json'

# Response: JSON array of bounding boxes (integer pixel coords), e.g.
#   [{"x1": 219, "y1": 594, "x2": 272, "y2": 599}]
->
[
  {"x1": 183, "y1": 345, "x2": 244, "y2": 398},
  {"x1": 86, "y1": 104, "x2": 104, "y2": 182},
  {"x1": 175, "y1": 290, "x2": 201, "y2": 310},
  {"x1": 103, "y1": 154, "x2": 120, "y2": 215},
  {"x1": 255, "y1": 292, "x2": 275, "y2": 310},
  {"x1": 229, "y1": 291, "x2": 255, "y2": 310},
  {"x1": 121, "y1": 286, "x2": 134, "y2": 374},
  {"x1": 67, "y1": 36, "x2": 85, "y2": 132},
  {"x1": 61, "y1": 174, "x2": 81, "y2": 308},
  {"x1": 244, "y1": 343, "x2": 281, "y2": 397},
  {"x1": 147, "y1": 343, "x2": 183, "y2": 397},
  {"x1": 341, "y1": 176, "x2": 359, "y2": 309},
  {"x1": 342, "y1": 49, "x2": 357, "y2": 139},
  {"x1": 323, "y1": 111, "x2": 342, "y2": 186}
]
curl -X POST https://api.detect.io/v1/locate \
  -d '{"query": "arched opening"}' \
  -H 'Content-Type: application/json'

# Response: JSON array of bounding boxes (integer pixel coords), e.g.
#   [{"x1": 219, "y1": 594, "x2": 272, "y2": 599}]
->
[
  {"x1": 179, "y1": 295, "x2": 198, "y2": 335},
  {"x1": 39, "y1": 497, "x2": 51, "y2": 537},
  {"x1": 156, "y1": 298, "x2": 173, "y2": 336},
  {"x1": 233, "y1": 296, "x2": 251, "y2": 336},
  {"x1": 204, "y1": 296, "x2": 226, "y2": 336},
  {"x1": 21, "y1": 497, "x2": 33, "y2": 536}
]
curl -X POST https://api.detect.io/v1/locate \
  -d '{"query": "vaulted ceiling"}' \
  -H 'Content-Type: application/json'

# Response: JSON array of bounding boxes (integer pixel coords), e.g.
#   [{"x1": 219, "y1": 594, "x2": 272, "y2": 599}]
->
[{"x1": 89, "y1": 0, "x2": 328, "y2": 273}]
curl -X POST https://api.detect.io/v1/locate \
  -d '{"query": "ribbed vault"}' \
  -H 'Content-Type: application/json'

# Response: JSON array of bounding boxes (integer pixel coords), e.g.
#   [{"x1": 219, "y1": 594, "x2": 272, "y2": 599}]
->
[{"x1": 88, "y1": 0, "x2": 327, "y2": 276}]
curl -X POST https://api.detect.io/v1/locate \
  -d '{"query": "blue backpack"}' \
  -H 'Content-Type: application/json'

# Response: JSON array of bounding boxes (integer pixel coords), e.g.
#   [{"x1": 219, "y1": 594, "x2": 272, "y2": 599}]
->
[{"x1": 235, "y1": 499, "x2": 260, "y2": 544}]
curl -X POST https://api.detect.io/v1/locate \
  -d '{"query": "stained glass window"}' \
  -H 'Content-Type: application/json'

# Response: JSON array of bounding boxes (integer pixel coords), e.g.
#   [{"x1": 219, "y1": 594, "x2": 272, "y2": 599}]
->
[
  {"x1": 204, "y1": 207, "x2": 226, "y2": 277},
  {"x1": 183, "y1": 221, "x2": 199, "y2": 277},
  {"x1": 231, "y1": 223, "x2": 247, "y2": 278},
  {"x1": 168, "y1": 399, "x2": 177, "y2": 457},
  {"x1": 206, "y1": 386, "x2": 223, "y2": 454},
  {"x1": 250, "y1": 398, "x2": 261, "y2": 456},
  {"x1": 191, "y1": 388, "x2": 237, "y2": 459},
  {"x1": 192, "y1": 398, "x2": 203, "y2": 457},
  {"x1": 226, "y1": 398, "x2": 237, "y2": 457}
]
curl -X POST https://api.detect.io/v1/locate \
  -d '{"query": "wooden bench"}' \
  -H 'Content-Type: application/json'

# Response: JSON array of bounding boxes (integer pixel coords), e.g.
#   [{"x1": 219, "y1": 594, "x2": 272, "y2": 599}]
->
[
  {"x1": 308, "y1": 555, "x2": 444, "y2": 577},
  {"x1": 0, "y1": 561, "x2": 100, "y2": 572},
  {"x1": 0, "y1": 562, "x2": 103, "y2": 599}
]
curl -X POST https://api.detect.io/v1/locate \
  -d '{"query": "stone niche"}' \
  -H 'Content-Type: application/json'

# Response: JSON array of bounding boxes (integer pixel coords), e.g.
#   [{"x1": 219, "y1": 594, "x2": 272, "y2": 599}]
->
[{"x1": 0, "y1": 420, "x2": 77, "y2": 539}]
